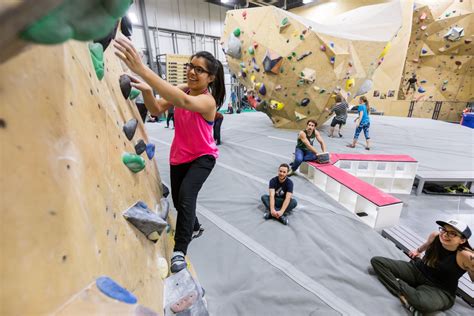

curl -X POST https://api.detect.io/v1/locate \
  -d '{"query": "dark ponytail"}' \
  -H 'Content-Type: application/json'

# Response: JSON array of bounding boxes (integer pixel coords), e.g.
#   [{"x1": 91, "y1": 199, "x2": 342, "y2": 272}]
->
[{"x1": 190, "y1": 51, "x2": 226, "y2": 110}]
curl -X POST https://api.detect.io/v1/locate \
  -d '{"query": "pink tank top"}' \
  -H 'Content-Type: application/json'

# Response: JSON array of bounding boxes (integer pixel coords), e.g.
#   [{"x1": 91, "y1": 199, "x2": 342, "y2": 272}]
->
[{"x1": 169, "y1": 89, "x2": 219, "y2": 165}]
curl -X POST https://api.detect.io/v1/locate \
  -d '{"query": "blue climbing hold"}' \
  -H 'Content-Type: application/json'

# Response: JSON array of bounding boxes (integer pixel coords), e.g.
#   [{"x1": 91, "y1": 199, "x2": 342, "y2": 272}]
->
[
  {"x1": 258, "y1": 84, "x2": 266, "y2": 96},
  {"x1": 136, "y1": 201, "x2": 148, "y2": 209},
  {"x1": 418, "y1": 87, "x2": 426, "y2": 93},
  {"x1": 96, "y1": 276, "x2": 137, "y2": 304},
  {"x1": 146, "y1": 143, "x2": 155, "y2": 160}
]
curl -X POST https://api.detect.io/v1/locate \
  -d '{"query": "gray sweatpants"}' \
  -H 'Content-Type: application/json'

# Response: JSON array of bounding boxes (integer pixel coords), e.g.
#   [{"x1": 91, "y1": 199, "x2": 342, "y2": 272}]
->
[{"x1": 371, "y1": 256, "x2": 455, "y2": 313}]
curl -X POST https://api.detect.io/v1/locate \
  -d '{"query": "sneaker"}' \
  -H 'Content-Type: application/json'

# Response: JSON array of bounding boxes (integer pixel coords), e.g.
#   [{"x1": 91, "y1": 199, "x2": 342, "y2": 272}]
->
[
  {"x1": 278, "y1": 215, "x2": 289, "y2": 225},
  {"x1": 400, "y1": 295, "x2": 420, "y2": 316},
  {"x1": 338, "y1": 133, "x2": 343, "y2": 138},
  {"x1": 192, "y1": 225, "x2": 205, "y2": 239},
  {"x1": 367, "y1": 266, "x2": 376, "y2": 275},
  {"x1": 170, "y1": 251, "x2": 186, "y2": 273},
  {"x1": 263, "y1": 211, "x2": 271, "y2": 220}
]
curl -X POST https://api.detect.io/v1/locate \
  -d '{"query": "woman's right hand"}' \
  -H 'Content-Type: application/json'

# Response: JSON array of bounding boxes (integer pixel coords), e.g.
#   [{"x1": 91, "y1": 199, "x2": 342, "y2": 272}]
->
[
  {"x1": 408, "y1": 249, "x2": 421, "y2": 259},
  {"x1": 129, "y1": 75, "x2": 152, "y2": 93}
]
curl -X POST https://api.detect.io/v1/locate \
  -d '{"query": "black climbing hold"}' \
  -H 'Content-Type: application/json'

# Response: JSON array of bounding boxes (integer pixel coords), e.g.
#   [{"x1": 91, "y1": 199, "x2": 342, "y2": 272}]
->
[
  {"x1": 123, "y1": 118, "x2": 138, "y2": 140},
  {"x1": 119, "y1": 74, "x2": 132, "y2": 99},
  {"x1": 123, "y1": 201, "x2": 168, "y2": 241},
  {"x1": 0, "y1": 118, "x2": 6, "y2": 128},
  {"x1": 300, "y1": 98, "x2": 310, "y2": 107},
  {"x1": 135, "y1": 139, "x2": 146, "y2": 155},
  {"x1": 159, "y1": 198, "x2": 170, "y2": 221}
]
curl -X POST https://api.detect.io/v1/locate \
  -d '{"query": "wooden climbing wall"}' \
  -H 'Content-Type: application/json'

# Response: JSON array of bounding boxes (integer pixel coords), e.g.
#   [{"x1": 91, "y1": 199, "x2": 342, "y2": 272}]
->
[
  {"x1": 221, "y1": 6, "x2": 392, "y2": 129},
  {"x1": 0, "y1": 39, "x2": 172, "y2": 314}
]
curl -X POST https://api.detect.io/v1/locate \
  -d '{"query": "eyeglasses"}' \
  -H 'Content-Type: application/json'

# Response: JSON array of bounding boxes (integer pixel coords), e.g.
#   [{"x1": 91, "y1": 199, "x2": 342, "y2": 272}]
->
[
  {"x1": 439, "y1": 226, "x2": 461, "y2": 238},
  {"x1": 184, "y1": 63, "x2": 210, "y2": 75}
]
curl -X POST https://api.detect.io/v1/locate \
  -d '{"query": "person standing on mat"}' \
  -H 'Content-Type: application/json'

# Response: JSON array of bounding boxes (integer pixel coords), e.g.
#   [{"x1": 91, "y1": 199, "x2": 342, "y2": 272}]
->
[
  {"x1": 261, "y1": 164, "x2": 297, "y2": 226},
  {"x1": 165, "y1": 106, "x2": 174, "y2": 128},
  {"x1": 325, "y1": 94, "x2": 348, "y2": 138},
  {"x1": 370, "y1": 219, "x2": 473, "y2": 315},
  {"x1": 288, "y1": 119, "x2": 327, "y2": 176},
  {"x1": 347, "y1": 96, "x2": 371, "y2": 150},
  {"x1": 114, "y1": 38, "x2": 225, "y2": 273},
  {"x1": 406, "y1": 73, "x2": 418, "y2": 94}
]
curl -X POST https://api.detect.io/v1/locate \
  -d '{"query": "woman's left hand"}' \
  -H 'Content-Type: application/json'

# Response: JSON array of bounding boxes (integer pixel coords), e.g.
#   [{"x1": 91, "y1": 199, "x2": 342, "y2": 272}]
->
[{"x1": 114, "y1": 37, "x2": 147, "y2": 75}]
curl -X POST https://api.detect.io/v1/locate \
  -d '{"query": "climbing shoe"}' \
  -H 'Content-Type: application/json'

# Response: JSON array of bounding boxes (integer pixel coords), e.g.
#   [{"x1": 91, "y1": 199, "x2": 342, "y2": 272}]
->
[
  {"x1": 192, "y1": 225, "x2": 204, "y2": 239},
  {"x1": 278, "y1": 215, "x2": 289, "y2": 226},
  {"x1": 263, "y1": 211, "x2": 271, "y2": 220},
  {"x1": 170, "y1": 252, "x2": 186, "y2": 273}
]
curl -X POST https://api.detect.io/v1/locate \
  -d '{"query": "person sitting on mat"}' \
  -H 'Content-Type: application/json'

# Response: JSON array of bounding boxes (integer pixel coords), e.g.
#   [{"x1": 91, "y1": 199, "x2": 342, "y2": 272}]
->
[
  {"x1": 261, "y1": 164, "x2": 297, "y2": 226},
  {"x1": 370, "y1": 219, "x2": 473, "y2": 315},
  {"x1": 288, "y1": 119, "x2": 327, "y2": 176}
]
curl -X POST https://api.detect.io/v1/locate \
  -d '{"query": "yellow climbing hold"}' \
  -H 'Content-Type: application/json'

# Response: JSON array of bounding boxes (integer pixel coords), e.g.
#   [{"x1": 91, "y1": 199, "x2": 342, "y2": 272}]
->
[
  {"x1": 270, "y1": 100, "x2": 285, "y2": 111},
  {"x1": 345, "y1": 78, "x2": 355, "y2": 90},
  {"x1": 379, "y1": 42, "x2": 391, "y2": 58},
  {"x1": 250, "y1": 75, "x2": 256, "y2": 82}
]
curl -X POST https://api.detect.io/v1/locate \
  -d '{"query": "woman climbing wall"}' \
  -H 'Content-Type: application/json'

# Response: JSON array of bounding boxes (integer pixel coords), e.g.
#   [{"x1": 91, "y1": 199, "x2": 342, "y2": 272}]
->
[{"x1": 114, "y1": 37, "x2": 225, "y2": 273}]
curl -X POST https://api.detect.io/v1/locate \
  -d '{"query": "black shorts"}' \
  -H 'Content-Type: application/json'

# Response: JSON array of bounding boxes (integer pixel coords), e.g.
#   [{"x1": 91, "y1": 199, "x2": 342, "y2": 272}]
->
[{"x1": 331, "y1": 117, "x2": 345, "y2": 127}]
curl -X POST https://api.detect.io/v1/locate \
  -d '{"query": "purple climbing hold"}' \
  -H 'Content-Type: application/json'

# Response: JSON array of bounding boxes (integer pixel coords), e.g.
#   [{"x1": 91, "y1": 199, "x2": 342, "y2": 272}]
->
[
  {"x1": 123, "y1": 118, "x2": 138, "y2": 141},
  {"x1": 320, "y1": 45, "x2": 326, "y2": 52},
  {"x1": 418, "y1": 87, "x2": 426, "y2": 93},
  {"x1": 330, "y1": 56, "x2": 335, "y2": 64},
  {"x1": 300, "y1": 98, "x2": 310, "y2": 107},
  {"x1": 258, "y1": 84, "x2": 266, "y2": 96},
  {"x1": 96, "y1": 276, "x2": 137, "y2": 304},
  {"x1": 146, "y1": 143, "x2": 155, "y2": 160},
  {"x1": 329, "y1": 42, "x2": 334, "y2": 48}
]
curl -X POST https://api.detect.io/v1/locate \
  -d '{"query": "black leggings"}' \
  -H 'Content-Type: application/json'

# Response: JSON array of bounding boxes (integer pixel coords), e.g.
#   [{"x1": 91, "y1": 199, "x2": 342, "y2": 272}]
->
[
  {"x1": 213, "y1": 117, "x2": 223, "y2": 144},
  {"x1": 170, "y1": 155, "x2": 216, "y2": 254},
  {"x1": 166, "y1": 113, "x2": 174, "y2": 127}
]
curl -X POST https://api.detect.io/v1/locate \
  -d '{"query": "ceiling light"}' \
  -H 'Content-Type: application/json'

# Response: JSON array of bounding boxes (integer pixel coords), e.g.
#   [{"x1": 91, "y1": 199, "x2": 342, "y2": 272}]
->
[{"x1": 128, "y1": 11, "x2": 138, "y2": 24}]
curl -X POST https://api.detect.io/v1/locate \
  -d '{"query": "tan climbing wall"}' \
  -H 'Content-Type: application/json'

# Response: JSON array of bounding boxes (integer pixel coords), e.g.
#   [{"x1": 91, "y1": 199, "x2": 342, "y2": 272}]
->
[
  {"x1": 0, "y1": 39, "x2": 172, "y2": 314},
  {"x1": 222, "y1": 6, "x2": 392, "y2": 129}
]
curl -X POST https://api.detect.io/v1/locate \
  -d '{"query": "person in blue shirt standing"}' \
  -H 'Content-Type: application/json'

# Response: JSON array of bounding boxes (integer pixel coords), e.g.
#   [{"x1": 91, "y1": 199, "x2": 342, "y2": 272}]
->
[
  {"x1": 261, "y1": 164, "x2": 297, "y2": 226},
  {"x1": 347, "y1": 96, "x2": 371, "y2": 150}
]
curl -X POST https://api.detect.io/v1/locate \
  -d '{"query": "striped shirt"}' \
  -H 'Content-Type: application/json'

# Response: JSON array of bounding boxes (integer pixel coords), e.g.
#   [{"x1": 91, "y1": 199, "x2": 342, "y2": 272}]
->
[{"x1": 330, "y1": 102, "x2": 348, "y2": 121}]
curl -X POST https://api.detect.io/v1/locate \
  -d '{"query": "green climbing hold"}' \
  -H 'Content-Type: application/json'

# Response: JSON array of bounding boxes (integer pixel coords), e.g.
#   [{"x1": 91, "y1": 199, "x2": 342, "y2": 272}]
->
[
  {"x1": 292, "y1": 52, "x2": 296, "y2": 57},
  {"x1": 21, "y1": 0, "x2": 132, "y2": 44},
  {"x1": 300, "y1": 35, "x2": 304, "y2": 40},
  {"x1": 248, "y1": 46, "x2": 255, "y2": 55},
  {"x1": 129, "y1": 89, "x2": 141, "y2": 100},
  {"x1": 89, "y1": 43, "x2": 105, "y2": 80},
  {"x1": 319, "y1": 89, "x2": 326, "y2": 94},
  {"x1": 122, "y1": 153, "x2": 145, "y2": 173},
  {"x1": 287, "y1": 56, "x2": 292, "y2": 60},
  {"x1": 281, "y1": 17, "x2": 289, "y2": 26},
  {"x1": 233, "y1": 28, "x2": 241, "y2": 37},
  {"x1": 280, "y1": 67, "x2": 285, "y2": 73}
]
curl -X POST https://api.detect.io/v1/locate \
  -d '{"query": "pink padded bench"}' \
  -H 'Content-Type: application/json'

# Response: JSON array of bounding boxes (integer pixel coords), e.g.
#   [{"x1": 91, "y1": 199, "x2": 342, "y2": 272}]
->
[{"x1": 300, "y1": 154, "x2": 418, "y2": 230}]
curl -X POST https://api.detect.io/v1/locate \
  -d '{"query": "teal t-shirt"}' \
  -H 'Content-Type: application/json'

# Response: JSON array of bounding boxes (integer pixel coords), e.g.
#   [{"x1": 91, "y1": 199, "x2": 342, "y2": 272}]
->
[{"x1": 358, "y1": 104, "x2": 370, "y2": 125}]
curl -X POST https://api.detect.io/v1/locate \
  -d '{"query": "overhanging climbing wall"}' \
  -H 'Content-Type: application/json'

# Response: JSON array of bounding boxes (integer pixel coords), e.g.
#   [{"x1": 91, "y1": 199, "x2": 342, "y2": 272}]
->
[
  {"x1": 397, "y1": 1, "x2": 473, "y2": 103},
  {"x1": 221, "y1": 5, "x2": 401, "y2": 129},
  {"x1": 0, "y1": 38, "x2": 171, "y2": 314}
]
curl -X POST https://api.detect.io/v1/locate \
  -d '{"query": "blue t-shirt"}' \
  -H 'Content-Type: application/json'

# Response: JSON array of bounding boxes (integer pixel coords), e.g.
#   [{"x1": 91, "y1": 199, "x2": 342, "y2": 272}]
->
[
  {"x1": 269, "y1": 176, "x2": 294, "y2": 199},
  {"x1": 358, "y1": 104, "x2": 370, "y2": 125}
]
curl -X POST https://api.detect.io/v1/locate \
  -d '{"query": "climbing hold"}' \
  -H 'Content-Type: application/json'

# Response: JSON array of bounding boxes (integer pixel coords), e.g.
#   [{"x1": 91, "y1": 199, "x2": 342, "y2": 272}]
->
[
  {"x1": 253, "y1": 64, "x2": 260, "y2": 72},
  {"x1": 355, "y1": 80, "x2": 372, "y2": 96},
  {"x1": 270, "y1": 100, "x2": 284, "y2": 110},
  {"x1": 123, "y1": 118, "x2": 138, "y2": 140},
  {"x1": 296, "y1": 51, "x2": 312, "y2": 61},
  {"x1": 329, "y1": 42, "x2": 334, "y2": 48},
  {"x1": 135, "y1": 139, "x2": 146, "y2": 155},
  {"x1": 418, "y1": 87, "x2": 426, "y2": 93},
  {"x1": 300, "y1": 68, "x2": 316, "y2": 83},
  {"x1": 330, "y1": 56, "x2": 335, "y2": 64},
  {"x1": 242, "y1": 11, "x2": 247, "y2": 19},
  {"x1": 297, "y1": 79, "x2": 305, "y2": 86},
  {"x1": 123, "y1": 201, "x2": 167, "y2": 240},
  {"x1": 145, "y1": 143, "x2": 155, "y2": 160},
  {"x1": 240, "y1": 71, "x2": 247, "y2": 78},
  {"x1": 170, "y1": 290, "x2": 199, "y2": 313},
  {"x1": 292, "y1": 52, "x2": 297, "y2": 57},
  {"x1": 320, "y1": 45, "x2": 326, "y2": 52},
  {"x1": 262, "y1": 49, "x2": 283, "y2": 74},
  {"x1": 419, "y1": 12, "x2": 427, "y2": 21},
  {"x1": 233, "y1": 28, "x2": 241, "y2": 37},
  {"x1": 420, "y1": 80, "x2": 427, "y2": 84},
  {"x1": 119, "y1": 74, "x2": 132, "y2": 99},
  {"x1": 250, "y1": 75, "x2": 256, "y2": 83},
  {"x1": 157, "y1": 257, "x2": 168, "y2": 279},
  {"x1": 96, "y1": 276, "x2": 137, "y2": 304},
  {"x1": 444, "y1": 27, "x2": 464, "y2": 41},
  {"x1": 226, "y1": 33, "x2": 242, "y2": 59},
  {"x1": 129, "y1": 88, "x2": 140, "y2": 100},
  {"x1": 420, "y1": 25, "x2": 427, "y2": 31},
  {"x1": 248, "y1": 46, "x2": 255, "y2": 55},
  {"x1": 345, "y1": 78, "x2": 355, "y2": 90},
  {"x1": 252, "y1": 41, "x2": 258, "y2": 49},
  {"x1": 275, "y1": 85, "x2": 282, "y2": 91},
  {"x1": 258, "y1": 84, "x2": 266, "y2": 96},
  {"x1": 319, "y1": 89, "x2": 326, "y2": 94},
  {"x1": 421, "y1": 48, "x2": 428, "y2": 54},
  {"x1": 159, "y1": 198, "x2": 170, "y2": 221},
  {"x1": 239, "y1": 62, "x2": 245, "y2": 68},
  {"x1": 287, "y1": 56, "x2": 292, "y2": 60},
  {"x1": 455, "y1": 60, "x2": 462, "y2": 66},
  {"x1": 313, "y1": 86, "x2": 320, "y2": 91},
  {"x1": 88, "y1": 43, "x2": 105, "y2": 80},
  {"x1": 379, "y1": 42, "x2": 391, "y2": 58},
  {"x1": 122, "y1": 153, "x2": 145, "y2": 173},
  {"x1": 299, "y1": 98, "x2": 310, "y2": 107},
  {"x1": 299, "y1": 34, "x2": 304, "y2": 40},
  {"x1": 279, "y1": 17, "x2": 290, "y2": 32}
]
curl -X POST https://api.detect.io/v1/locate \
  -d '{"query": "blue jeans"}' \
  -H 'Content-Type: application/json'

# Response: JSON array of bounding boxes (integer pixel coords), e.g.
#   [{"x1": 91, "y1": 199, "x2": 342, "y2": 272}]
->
[
  {"x1": 290, "y1": 148, "x2": 317, "y2": 171},
  {"x1": 354, "y1": 123, "x2": 370, "y2": 140}
]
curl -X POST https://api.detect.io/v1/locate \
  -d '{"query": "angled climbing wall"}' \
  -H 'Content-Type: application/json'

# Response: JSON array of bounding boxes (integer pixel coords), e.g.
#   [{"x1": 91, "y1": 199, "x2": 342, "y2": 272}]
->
[
  {"x1": 221, "y1": 5, "x2": 401, "y2": 129},
  {"x1": 397, "y1": 0, "x2": 473, "y2": 103},
  {"x1": 0, "y1": 35, "x2": 171, "y2": 315}
]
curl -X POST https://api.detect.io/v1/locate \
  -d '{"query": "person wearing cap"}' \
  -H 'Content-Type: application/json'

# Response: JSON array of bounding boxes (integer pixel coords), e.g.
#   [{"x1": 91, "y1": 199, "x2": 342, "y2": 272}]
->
[{"x1": 370, "y1": 219, "x2": 473, "y2": 314}]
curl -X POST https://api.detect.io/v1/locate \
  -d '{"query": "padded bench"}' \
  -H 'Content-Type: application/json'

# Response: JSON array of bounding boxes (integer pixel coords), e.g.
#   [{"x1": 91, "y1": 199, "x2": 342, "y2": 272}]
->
[
  {"x1": 302, "y1": 162, "x2": 403, "y2": 231},
  {"x1": 415, "y1": 170, "x2": 474, "y2": 196},
  {"x1": 382, "y1": 225, "x2": 474, "y2": 307}
]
